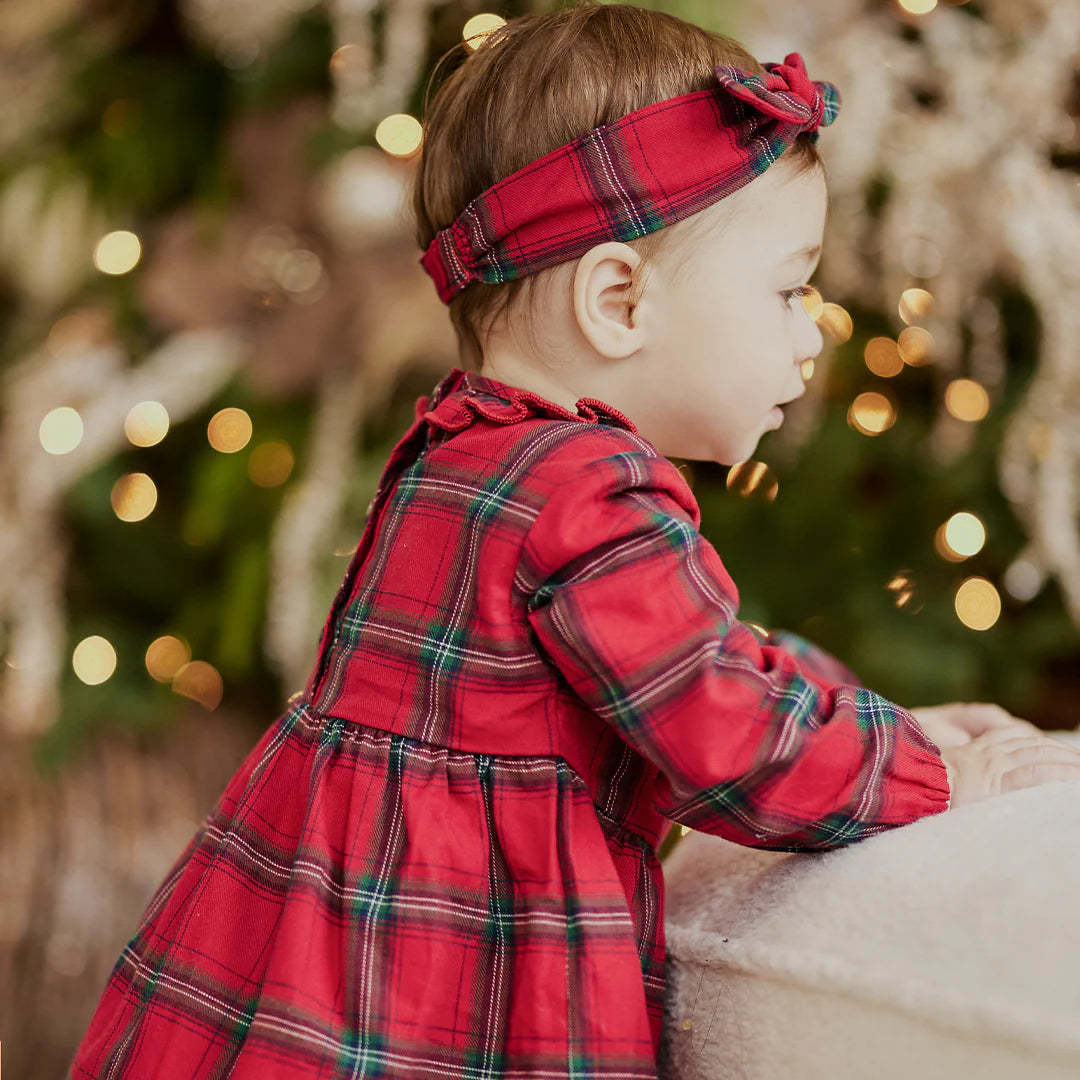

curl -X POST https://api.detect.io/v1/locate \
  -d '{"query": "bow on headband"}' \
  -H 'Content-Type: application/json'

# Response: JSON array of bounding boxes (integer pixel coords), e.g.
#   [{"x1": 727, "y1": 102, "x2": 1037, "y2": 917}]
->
[
  {"x1": 420, "y1": 52, "x2": 839, "y2": 304},
  {"x1": 716, "y1": 53, "x2": 834, "y2": 128}
]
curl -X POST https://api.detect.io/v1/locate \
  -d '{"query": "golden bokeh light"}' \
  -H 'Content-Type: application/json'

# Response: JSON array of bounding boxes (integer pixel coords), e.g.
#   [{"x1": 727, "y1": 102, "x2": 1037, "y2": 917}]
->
[
  {"x1": 111, "y1": 472, "x2": 157, "y2": 522},
  {"x1": 897, "y1": 325, "x2": 934, "y2": 366},
  {"x1": 374, "y1": 114, "x2": 423, "y2": 158},
  {"x1": 726, "y1": 460, "x2": 779, "y2": 501},
  {"x1": 800, "y1": 358, "x2": 815, "y2": 382},
  {"x1": 248, "y1": 439, "x2": 296, "y2": 487},
  {"x1": 898, "y1": 287, "x2": 934, "y2": 324},
  {"x1": 208, "y1": 407, "x2": 253, "y2": 453},
  {"x1": 800, "y1": 285, "x2": 825, "y2": 321},
  {"x1": 172, "y1": 660, "x2": 224, "y2": 710},
  {"x1": 848, "y1": 391, "x2": 897, "y2": 436},
  {"x1": 94, "y1": 230, "x2": 142, "y2": 275},
  {"x1": 817, "y1": 302, "x2": 853, "y2": 344},
  {"x1": 941, "y1": 511, "x2": 986, "y2": 559},
  {"x1": 124, "y1": 400, "x2": 170, "y2": 447},
  {"x1": 954, "y1": 576, "x2": 1001, "y2": 631},
  {"x1": 145, "y1": 635, "x2": 192, "y2": 682},
  {"x1": 898, "y1": 0, "x2": 938, "y2": 13},
  {"x1": 885, "y1": 571, "x2": 923, "y2": 612},
  {"x1": 934, "y1": 523, "x2": 965, "y2": 563},
  {"x1": 73, "y1": 635, "x2": 117, "y2": 685},
  {"x1": 39, "y1": 406, "x2": 84, "y2": 455},
  {"x1": 864, "y1": 336, "x2": 904, "y2": 378},
  {"x1": 463, "y1": 13, "x2": 507, "y2": 49},
  {"x1": 679, "y1": 824, "x2": 692, "y2": 837},
  {"x1": 944, "y1": 378, "x2": 990, "y2": 422}
]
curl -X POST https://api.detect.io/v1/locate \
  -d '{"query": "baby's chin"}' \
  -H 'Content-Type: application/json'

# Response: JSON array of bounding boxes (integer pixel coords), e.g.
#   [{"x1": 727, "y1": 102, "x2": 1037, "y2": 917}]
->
[
  {"x1": 654, "y1": 438, "x2": 754, "y2": 468},
  {"x1": 642, "y1": 411, "x2": 765, "y2": 465}
]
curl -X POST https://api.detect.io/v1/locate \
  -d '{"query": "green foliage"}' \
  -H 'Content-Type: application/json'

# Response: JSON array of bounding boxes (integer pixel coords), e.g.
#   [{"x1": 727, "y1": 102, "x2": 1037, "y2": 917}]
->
[{"x1": 48, "y1": 374, "x2": 315, "y2": 762}]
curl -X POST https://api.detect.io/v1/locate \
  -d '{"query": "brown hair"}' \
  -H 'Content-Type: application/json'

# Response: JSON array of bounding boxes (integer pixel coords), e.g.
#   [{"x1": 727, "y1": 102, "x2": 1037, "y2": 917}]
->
[{"x1": 409, "y1": 0, "x2": 824, "y2": 369}]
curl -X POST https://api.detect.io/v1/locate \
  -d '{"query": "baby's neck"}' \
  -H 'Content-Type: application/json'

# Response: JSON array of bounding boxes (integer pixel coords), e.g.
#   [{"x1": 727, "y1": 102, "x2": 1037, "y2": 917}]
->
[{"x1": 476, "y1": 355, "x2": 586, "y2": 414}]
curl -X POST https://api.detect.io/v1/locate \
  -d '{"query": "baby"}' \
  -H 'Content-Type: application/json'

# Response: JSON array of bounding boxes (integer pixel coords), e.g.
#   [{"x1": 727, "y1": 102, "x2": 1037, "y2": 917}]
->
[{"x1": 68, "y1": 3, "x2": 1080, "y2": 1079}]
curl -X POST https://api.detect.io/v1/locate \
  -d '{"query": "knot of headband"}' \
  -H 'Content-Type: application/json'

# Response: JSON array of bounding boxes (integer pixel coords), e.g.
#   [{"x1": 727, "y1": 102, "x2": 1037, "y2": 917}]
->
[{"x1": 419, "y1": 52, "x2": 840, "y2": 304}]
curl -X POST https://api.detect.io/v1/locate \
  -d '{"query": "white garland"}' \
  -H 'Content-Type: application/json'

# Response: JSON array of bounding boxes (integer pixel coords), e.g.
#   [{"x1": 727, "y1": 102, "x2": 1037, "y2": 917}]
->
[{"x1": 742, "y1": 0, "x2": 1080, "y2": 625}]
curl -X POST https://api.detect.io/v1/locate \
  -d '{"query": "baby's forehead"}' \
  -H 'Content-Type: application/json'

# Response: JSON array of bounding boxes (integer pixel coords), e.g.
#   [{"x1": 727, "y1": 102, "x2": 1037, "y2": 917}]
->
[{"x1": 687, "y1": 171, "x2": 827, "y2": 251}]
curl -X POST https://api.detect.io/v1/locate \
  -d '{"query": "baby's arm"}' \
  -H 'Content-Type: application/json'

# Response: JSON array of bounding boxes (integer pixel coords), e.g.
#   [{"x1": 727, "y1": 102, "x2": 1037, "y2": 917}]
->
[{"x1": 518, "y1": 442, "x2": 949, "y2": 853}]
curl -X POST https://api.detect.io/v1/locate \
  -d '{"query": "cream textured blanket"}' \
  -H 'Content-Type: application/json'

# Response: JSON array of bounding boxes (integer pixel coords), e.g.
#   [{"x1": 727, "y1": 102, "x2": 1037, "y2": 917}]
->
[{"x1": 659, "y1": 771, "x2": 1080, "y2": 1080}]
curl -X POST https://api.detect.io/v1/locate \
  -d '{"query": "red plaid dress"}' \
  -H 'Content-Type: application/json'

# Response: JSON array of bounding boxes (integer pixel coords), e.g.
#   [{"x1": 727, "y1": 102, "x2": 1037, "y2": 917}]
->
[{"x1": 70, "y1": 366, "x2": 949, "y2": 1080}]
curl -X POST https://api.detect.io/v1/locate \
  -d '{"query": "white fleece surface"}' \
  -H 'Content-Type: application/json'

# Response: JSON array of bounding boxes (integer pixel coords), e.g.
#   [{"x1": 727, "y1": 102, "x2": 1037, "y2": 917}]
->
[{"x1": 659, "y1": 761, "x2": 1080, "y2": 1080}]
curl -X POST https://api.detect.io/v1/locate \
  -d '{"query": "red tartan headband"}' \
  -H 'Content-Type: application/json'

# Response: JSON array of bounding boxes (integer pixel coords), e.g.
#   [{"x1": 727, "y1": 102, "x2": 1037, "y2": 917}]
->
[{"x1": 419, "y1": 52, "x2": 840, "y2": 304}]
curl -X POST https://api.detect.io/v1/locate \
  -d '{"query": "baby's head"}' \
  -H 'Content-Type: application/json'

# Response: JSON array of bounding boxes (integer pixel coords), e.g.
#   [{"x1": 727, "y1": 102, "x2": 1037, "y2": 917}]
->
[{"x1": 410, "y1": 1, "x2": 832, "y2": 465}]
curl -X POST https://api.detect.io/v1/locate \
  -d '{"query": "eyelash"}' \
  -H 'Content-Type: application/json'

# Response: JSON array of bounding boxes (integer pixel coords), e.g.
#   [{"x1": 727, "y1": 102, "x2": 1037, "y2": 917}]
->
[{"x1": 781, "y1": 284, "x2": 816, "y2": 306}]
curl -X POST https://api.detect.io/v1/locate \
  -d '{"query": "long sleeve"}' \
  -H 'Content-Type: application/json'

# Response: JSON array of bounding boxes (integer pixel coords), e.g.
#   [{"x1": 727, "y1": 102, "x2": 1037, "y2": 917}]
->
[{"x1": 518, "y1": 443, "x2": 950, "y2": 852}]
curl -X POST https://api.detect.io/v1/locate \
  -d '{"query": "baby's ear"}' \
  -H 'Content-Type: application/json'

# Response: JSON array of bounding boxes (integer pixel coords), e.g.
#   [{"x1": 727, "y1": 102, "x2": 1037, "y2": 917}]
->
[{"x1": 571, "y1": 241, "x2": 645, "y2": 358}]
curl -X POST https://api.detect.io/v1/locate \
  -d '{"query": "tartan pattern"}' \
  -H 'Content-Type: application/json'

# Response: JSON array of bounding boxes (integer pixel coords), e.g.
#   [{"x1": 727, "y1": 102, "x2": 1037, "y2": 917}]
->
[
  {"x1": 70, "y1": 367, "x2": 948, "y2": 1080},
  {"x1": 420, "y1": 53, "x2": 841, "y2": 303}
]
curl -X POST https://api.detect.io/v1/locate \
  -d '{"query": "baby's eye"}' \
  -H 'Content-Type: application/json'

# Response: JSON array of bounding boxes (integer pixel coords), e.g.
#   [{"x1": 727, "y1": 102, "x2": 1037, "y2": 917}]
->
[{"x1": 780, "y1": 284, "x2": 817, "y2": 307}]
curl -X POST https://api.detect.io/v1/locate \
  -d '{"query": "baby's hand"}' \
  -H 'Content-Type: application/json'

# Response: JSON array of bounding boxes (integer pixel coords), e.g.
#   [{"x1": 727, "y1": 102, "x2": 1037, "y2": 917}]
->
[
  {"x1": 909, "y1": 701, "x2": 1040, "y2": 751},
  {"x1": 941, "y1": 725, "x2": 1080, "y2": 807}
]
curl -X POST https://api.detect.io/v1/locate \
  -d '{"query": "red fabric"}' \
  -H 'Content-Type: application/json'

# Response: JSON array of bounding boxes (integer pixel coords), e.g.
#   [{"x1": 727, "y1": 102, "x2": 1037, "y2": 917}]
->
[
  {"x1": 70, "y1": 367, "x2": 948, "y2": 1080},
  {"x1": 420, "y1": 53, "x2": 841, "y2": 303}
]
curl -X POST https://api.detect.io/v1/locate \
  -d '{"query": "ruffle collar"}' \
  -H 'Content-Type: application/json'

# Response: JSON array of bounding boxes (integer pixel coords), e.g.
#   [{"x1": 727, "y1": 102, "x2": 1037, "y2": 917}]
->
[{"x1": 415, "y1": 368, "x2": 638, "y2": 435}]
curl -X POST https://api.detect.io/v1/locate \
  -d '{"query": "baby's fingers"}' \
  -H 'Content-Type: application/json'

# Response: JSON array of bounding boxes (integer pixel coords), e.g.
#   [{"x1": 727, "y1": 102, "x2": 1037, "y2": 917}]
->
[
  {"x1": 973, "y1": 726, "x2": 1058, "y2": 748},
  {"x1": 1002, "y1": 759, "x2": 1080, "y2": 793}
]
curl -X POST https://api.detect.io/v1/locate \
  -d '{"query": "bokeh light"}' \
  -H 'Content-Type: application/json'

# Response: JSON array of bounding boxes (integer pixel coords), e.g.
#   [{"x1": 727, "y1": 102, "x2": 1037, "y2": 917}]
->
[
  {"x1": 885, "y1": 571, "x2": 923, "y2": 613},
  {"x1": 817, "y1": 302, "x2": 853, "y2": 344},
  {"x1": 800, "y1": 285, "x2": 825, "y2": 321},
  {"x1": 944, "y1": 378, "x2": 990, "y2": 422},
  {"x1": 726, "y1": 460, "x2": 779, "y2": 501},
  {"x1": 124, "y1": 400, "x2": 170, "y2": 447},
  {"x1": 208, "y1": 407, "x2": 253, "y2": 453},
  {"x1": 39, "y1": 406, "x2": 84, "y2": 455},
  {"x1": 940, "y1": 511, "x2": 986, "y2": 559},
  {"x1": 897, "y1": 325, "x2": 934, "y2": 366},
  {"x1": 848, "y1": 391, "x2": 897, "y2": 436},
  {"x1": 172, "y1": 660, "x2": 224, "y2": 709},
  {"x1": 463, "y1": 13, "x2": 506, "y2": 49},
  {"x1": 898, "y1": 287, "x2": 934, "y2": 324},
  {"x1": 898, "y1": 0, "x2": 938, "y2": 13},
  {"x1": 145, "y1": 635, "x2": 192, "y2": 682},
  {"x1": 374, "y1": 113, "x2": 423, "y2": 157},
  {"x1": 94, "y1": 230, "x2": 141, "y2": 275},
  {"x1": 73, "y1": 635, "x2": 117, "y2": 685},
  {"x1": 864, "y1": 336, "x2": 904, "y2": 378},
  {"x1": 954, "y1": 576, "x2": 1001, "y2": 631},
  {"x1": 111, "y1": 472, "x2": 157, "y2": 522}
]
